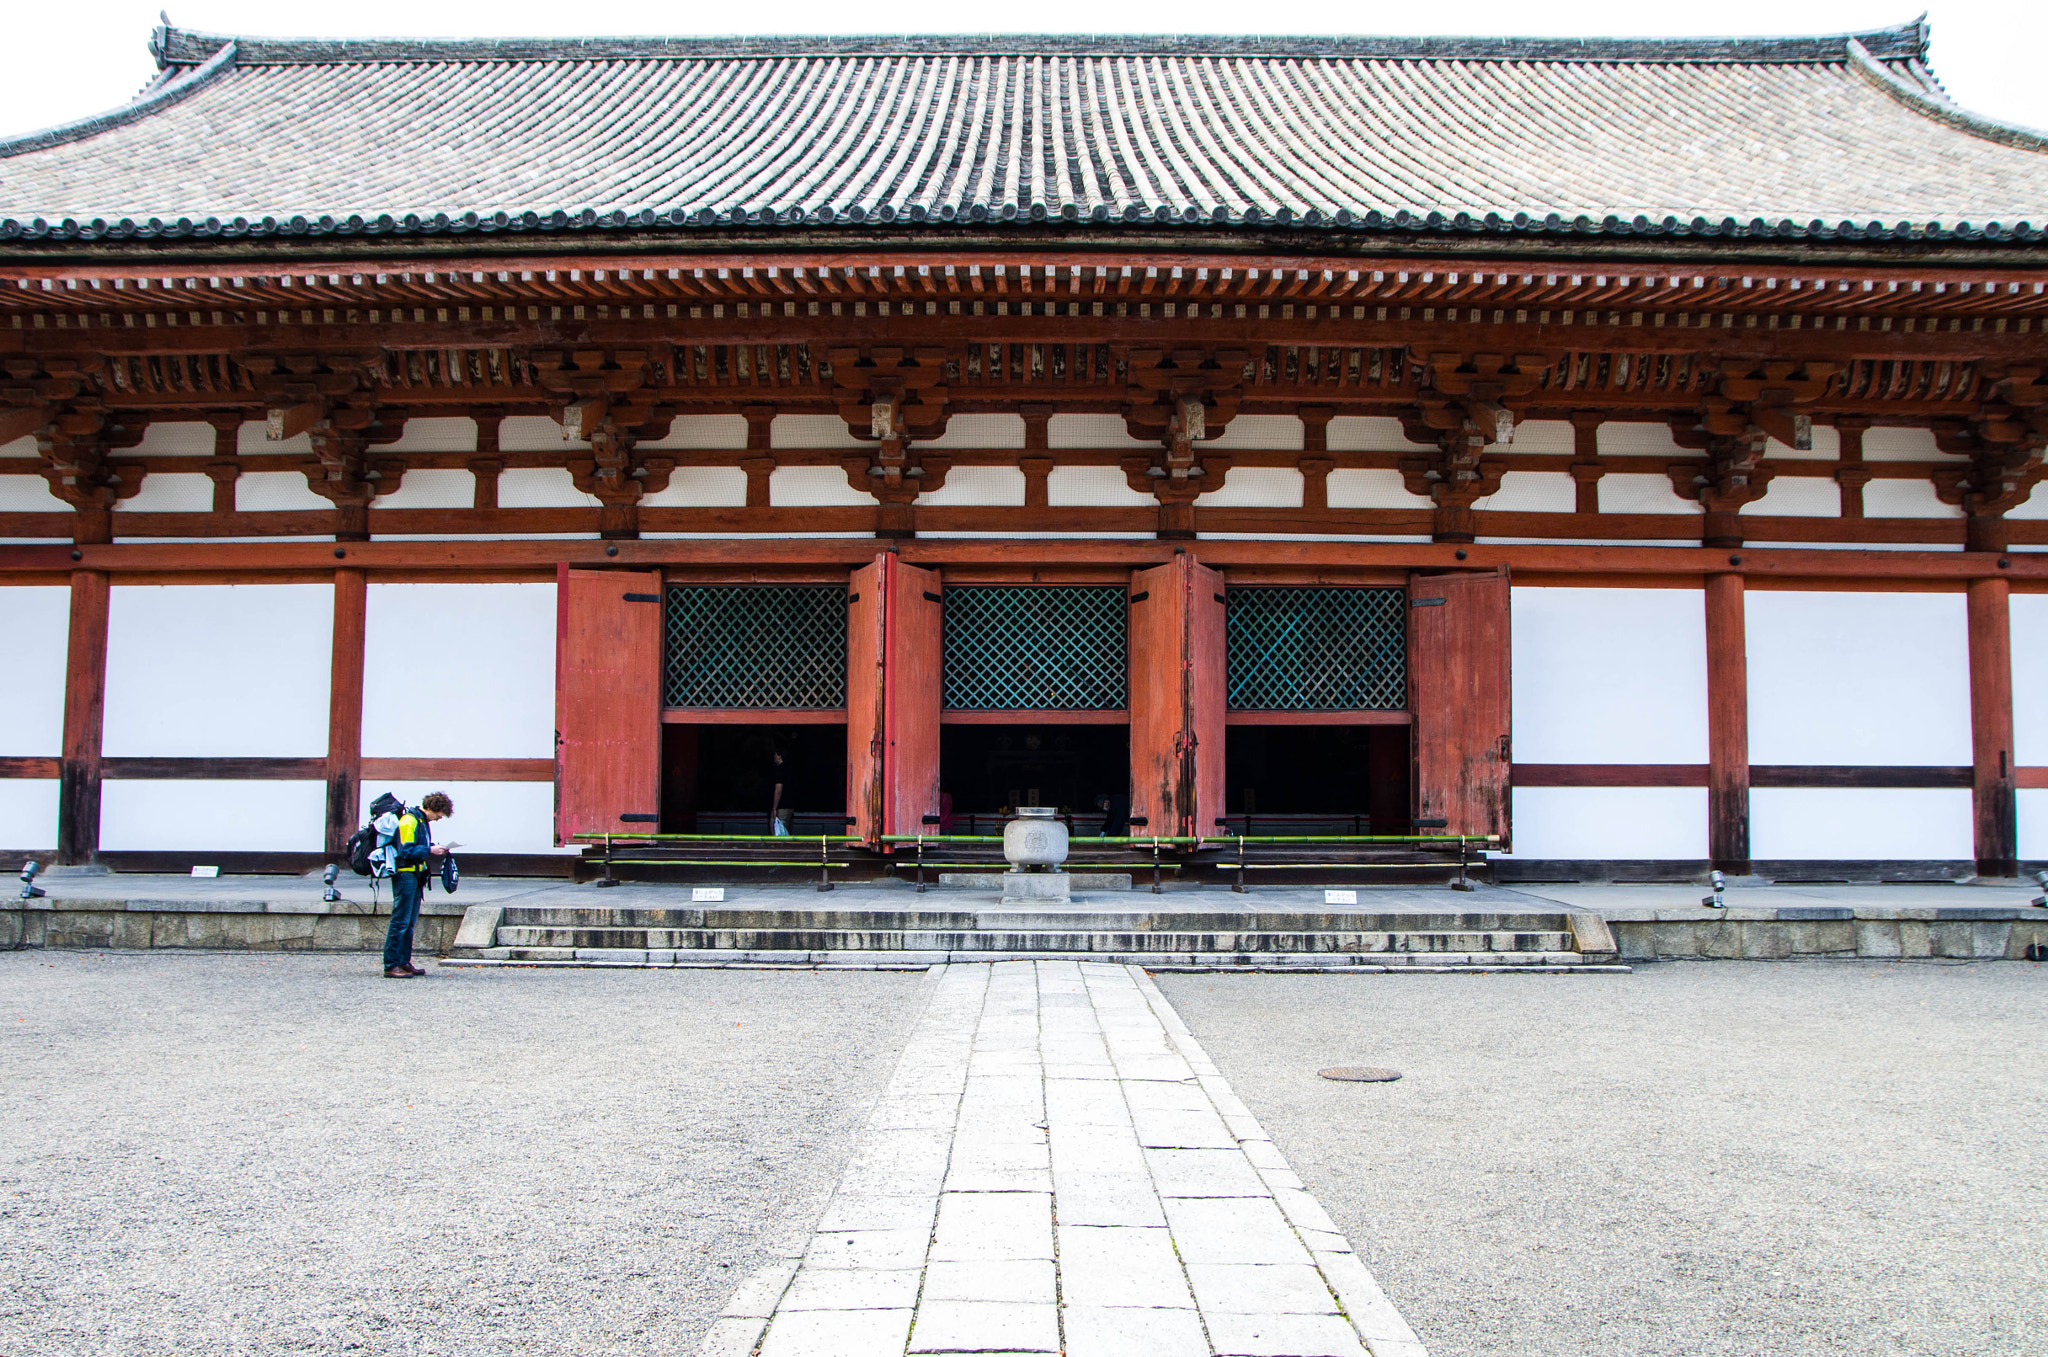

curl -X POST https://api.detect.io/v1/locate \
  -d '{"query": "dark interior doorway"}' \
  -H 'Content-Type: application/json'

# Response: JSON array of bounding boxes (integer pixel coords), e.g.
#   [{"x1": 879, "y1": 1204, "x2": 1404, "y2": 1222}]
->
[
  {"x1": 940, "y1": 724, "x2": 1130, "y2": 832},
  {"x1": 1223, "y1": 725, "x2": 1411, "y2": 832},
  {"x1": 661, "y1": 724, "x2": 847, "y2": 834}
]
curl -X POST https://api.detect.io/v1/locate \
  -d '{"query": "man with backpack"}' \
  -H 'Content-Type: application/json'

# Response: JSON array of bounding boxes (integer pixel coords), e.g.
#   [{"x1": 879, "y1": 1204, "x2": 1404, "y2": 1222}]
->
[{"x1": 383, "y1": 791, "x2": 453, "y2": 979}]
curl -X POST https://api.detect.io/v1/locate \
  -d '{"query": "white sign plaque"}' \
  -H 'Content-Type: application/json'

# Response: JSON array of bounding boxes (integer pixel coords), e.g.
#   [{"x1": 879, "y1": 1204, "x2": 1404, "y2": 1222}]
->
[
  {"x1": 692, "y1": 887, "x2": 726, "y2": 902},
  {"x1": 1324, "y1": 888, "x2": 1358, "y2": 905}
]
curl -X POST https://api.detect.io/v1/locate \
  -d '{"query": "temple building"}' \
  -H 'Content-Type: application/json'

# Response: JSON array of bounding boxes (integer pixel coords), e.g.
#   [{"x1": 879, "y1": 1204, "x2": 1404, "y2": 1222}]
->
[{"x1": 0, "y1": 19, "x2": 2043, "y2": 880}]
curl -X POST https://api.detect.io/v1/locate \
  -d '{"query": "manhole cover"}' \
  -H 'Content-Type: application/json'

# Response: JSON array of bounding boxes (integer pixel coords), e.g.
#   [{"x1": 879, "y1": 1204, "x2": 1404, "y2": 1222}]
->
[{"x1": 1320, "y1": 1066, "x2": 1401, "y2": 1082}]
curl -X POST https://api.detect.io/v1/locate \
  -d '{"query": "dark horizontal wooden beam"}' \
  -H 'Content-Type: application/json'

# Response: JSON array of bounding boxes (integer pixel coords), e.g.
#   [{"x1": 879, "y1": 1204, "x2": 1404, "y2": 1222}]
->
[
  {"x1": 1513, "y1": 764, "x2": 1708, "y2": 787},
  {"x1": 1224, "y1": 710, "x2": 1413, "y2": 725},
  {"x1": 1749, "y1": 765, "x2": 1974, "y2": 789},
  {"x1": 0, "y1": 756, "x2": 60, "y2": 778},
  {"x1": 100, "y1": 757, "x2": 328, "y2": 780},
  {"x1": 359, "y1": 758, "x2": 554, "y2": 781},
  {"x1": 1513, "y1": 763, "x2": 1985, "y2": 789}
]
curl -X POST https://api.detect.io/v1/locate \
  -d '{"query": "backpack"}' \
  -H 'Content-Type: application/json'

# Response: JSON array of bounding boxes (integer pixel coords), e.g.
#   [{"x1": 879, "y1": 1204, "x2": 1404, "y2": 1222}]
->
[{"x1": 346, "y1": 792, "x2": 407, "y2": 876}]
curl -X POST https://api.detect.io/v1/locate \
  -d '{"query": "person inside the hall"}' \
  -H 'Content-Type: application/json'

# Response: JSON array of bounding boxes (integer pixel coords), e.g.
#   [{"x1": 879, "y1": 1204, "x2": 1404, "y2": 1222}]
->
[
  {"x1": 383, "y1": 791, "x2": 452, "y2": 979},
  {"x1": 768, "y1": 748, "x2": 788, "y2": 834},
  {"x1": 1095, "y1": 790, "x2": 1130, "y2": 837}
]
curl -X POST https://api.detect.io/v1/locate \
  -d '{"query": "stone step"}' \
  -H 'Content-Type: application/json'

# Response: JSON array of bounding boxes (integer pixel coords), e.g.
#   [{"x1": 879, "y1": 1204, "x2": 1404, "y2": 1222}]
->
[
  {"x1": 449, "y1": 948, "x2": 1621, "y2": 972},
  {"x1": 495, "y1": 906, "x2": 1573, "y2": 932},
  {"x1": 489, "y1": 926, "x2": 1577, "y2": 954}
]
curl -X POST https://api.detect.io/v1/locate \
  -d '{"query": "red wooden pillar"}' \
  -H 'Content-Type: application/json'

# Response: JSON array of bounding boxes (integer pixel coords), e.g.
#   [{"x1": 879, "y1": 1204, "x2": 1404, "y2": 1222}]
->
[
  {"x1": 1407, "y1": 568, "x2": 1512, "y2": 844},
  {"x1": 1704, "y1": 572, "x2": 1752, "y2": 872},
  {"x1": 846, "y1": 554, "x2": 943, "y2": 846},
  {"x1": 325, "y1": 569, "x2": 367, "y2": 859},
  {"x1": 1129, "y1": 555, "x2": 1226, "y2": 840},
  {"x1": 553, "y1": 566, "x2": 664, "y2": 843},
  {"x1": 56, "y1": 569, "x2": 109, "y2": 865},
  {"x1": 1967, "y1": 576, "x2": 2017, "y2": 876}
]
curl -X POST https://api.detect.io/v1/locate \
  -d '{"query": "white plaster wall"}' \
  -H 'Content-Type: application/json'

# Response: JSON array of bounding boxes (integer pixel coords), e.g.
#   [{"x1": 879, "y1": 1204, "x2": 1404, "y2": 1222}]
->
[
  {"x1": 2010, "y1": 483, "x2": 2048, "y2": 520},
  {"x1": 1326, "y1": 416, "x2": 1433, "y2": 452},
  {"x1": 1862, "y1": 480, "x2": 1960, "y2": 518},
  {"x1": 2013, "y1": 594, "x2": 2048, "y2": 766},
  {"x1": 1763, "y1": 427, "x2": 1841, "y2": 461},
  {"x1": 642, "y1": 414, "x2": 749, "y2": 450},
  {"x1": 1326, "y1": 470, "x2": 1431, "y2": 509},
  {"x1": 116, "y1": 472, "x2": 214, "y2": 513},
  {"x1": 0, "y1": 781, "x2": 57, "y2": 849},
  {"x1": 499, "y1": 469, "x2": 602, "y2": 508},
  {"x1": 0, "y1": 587, "x2": 70, "y2": 756},
  {"x1": 362, "y1": 583, "x2": 554, "y2": 758},
  {"x1": 641, "y1": 467, "x2": 749, "y2": 507},
  {"x1": 1746, "y1": 476, "x2": 1841, "y2": 517},
  {"x1": 501, "y1": 414, "x2": 586, "y2": 452},
  {"x1": 1049, "y1": 414, "x2": 1152, "y2": 449},
  {"x1": 917, "y1": 467, "x2": 1026, "y2": 506},
  {"x1": 1047, "y1": 466, "x2": 1154, "y2": 506},
  {"x1": 1195, "y1": 468, "x2": 1302, "y2": 507},
  {"x1": 0, "y1": 436, "x2": 35, "y2": 459},
  {"x1": 357, "y1": 781, "x2": 570, "y2": 855},
  {"x1": 381, "y1": 417, "x2": 476, "y2": 452},
  {"x1": 1599, "y1": 474, "x2": 1701, "y2": 514},
  {"x1": 1597, "y1": 423, "x2": 1685, "y2": 456},
  {"x1": 1749, "y1": 788, "x2": 1973, "y2": 861},
  {"x1": 133, "y1": 422, "x2": 216, "y2": 455},
  {"x1": 101, "y1": 780, "x2": 326, "y2": 852},
  {"x1": 1500, "y1": 788, "x2": 1708, "y2": 859},
  {"x1": 237, "y1": 471, "x2": 330, "y2": 511},
  {"x1": 1510, "y1": 587, "x2": 1708, "y2": 763},
  {"x1": 104, "y1": 584, "x2": 333, "y2": 757},
  {"x1": 771, "y1": 467, "x2": 877, "y2": 506},
  {"x1": 0, "y1": 476, "x2": 71, "y2": 511},
  {"x1": 1745, "y1": 591, "x2": 1970, "y2": 765},
  {"x1": 1500, "y1": 420, "x2": 1574, "y2": 455},
  {"x1": 924, "y1": 414, "x2": 1026, "y2": 449},
  {"x1": 1863, "y1": 428, "x2": 1942, "y2": 461},
  {"x1": 2020, "y1": 790, "x2": 2048, "y2": 861},
  {"x1": 372, "y1": 468, "x2": 473, "y2": 509},
  {"x1": 1474, "y1": 472, "x2": 1575, "y2": 513},
  {"x1": 774, "y1": 415, "x2": 864, "y2": 449},
  {"x1": 1206, "y1": 416, "x2": 1302, "y2": 451}
]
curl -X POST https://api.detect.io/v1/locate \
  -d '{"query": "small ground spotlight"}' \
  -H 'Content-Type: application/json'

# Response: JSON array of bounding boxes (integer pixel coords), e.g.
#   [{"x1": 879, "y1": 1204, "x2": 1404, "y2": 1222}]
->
[
  {"x1": 1702, "y1": 869, "x2": 1727, "y2": 909},
  {"x1": 322, "y1": 862, "x2": 342, "y2": 903},
  {"x1": 18, "y1": 860, "x2": 44, "y2": 900}
]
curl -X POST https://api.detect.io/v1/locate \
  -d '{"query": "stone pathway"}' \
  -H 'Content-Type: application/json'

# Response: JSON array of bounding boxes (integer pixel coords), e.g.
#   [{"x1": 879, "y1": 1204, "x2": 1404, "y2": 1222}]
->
[{"x1": 698, "y1": 960, "x2": 1426, "y2": 1357}]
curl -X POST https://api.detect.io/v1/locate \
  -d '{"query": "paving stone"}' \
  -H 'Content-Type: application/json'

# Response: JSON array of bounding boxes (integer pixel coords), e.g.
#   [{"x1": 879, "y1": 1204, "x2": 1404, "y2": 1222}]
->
[
  {"x1": 1052, "y1": 1124, "x2": 1149, "y2": 1176},
  {"x1": 1050, "y1": 1170, "x2": 1168, "y2": 1227},
  {"x1": 920, "y1": 1259, "x2": 1058, "y2": 1304},
  {"x1": 817, "y1": 1193, "x2": 939, "y2": 1233},
  {"x1": 1044, "y1": 1080, "x2": 1132, "y2": 1126},
  {"x1": 1145, "y1": 1147, "x2": 1269, "y2": 1197},
  {"x1": 1205, "y1": 1311, "x2": 1370, "y2": 1357},
  {"x1": 1163, "y1": 1196, "x2": 1314, "y2": 1265},
  {"x1": 758, "y1": 1307, "x2": 914, "y2": 1357},
  {"x1": 1057, "y1": 1225, "x2": 1197, "y2": 1308},
  {"x1": 1062, "y1": 1304, "x2": 1213, "y2": 1357},
  {"x1": 1130, "y1": 1105, "x2": 1237, "y2": 1149},
  {"x1": 696, "y1": 1315, "x2": 768, "y2": 1357},
  {"x1": 1185, "y1": 1262, "x2": 1339, "y2": 1314},
  {"x1": 1311, "y1": 1251, "x2": 1423, "y2": 1346},
  {"x1": 930, "y1": 1191, "x2": 1055, "y2": 1260},
  {"x1": 718, "y1": 1260, "x2": 799, "y2": 1318},
  {"x1": 908, "y1": 1300, "x2": 1062, "y2": 1353},
  {"x1": 866, "y1": 1093, "x2": 962, "y2": 1130},
  {"x1": 802, "y1": 1229, "x2": 932, "y2": 1270},
  {"x1": 780, "y1": 1267, "x2": 923, "y2": 1310}
]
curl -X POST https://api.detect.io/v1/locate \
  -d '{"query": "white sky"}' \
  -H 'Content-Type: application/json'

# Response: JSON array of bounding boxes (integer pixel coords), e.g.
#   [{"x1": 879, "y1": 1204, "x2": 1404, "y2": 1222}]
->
[{"x1": 1, "y1": 1, "x2": 2043, "y2": 139}]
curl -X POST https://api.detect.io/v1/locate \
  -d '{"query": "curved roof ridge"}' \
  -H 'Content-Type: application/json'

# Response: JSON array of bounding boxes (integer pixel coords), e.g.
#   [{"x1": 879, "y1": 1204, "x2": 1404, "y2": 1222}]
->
[
  {"x1": 1, "y1": 40, "x2": 238, "y2": 160},
  {"x1": 1846, "y1": 37, "x2": 2048, "y2": 154},
  {"x1": 150, "y1": 22, "x2": 1930, "y2": 69}
]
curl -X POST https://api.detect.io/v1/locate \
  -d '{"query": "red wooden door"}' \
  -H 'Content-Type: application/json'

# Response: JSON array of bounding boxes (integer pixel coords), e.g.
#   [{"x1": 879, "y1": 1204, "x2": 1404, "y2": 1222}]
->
[
  {"x1": 846, "y1": 559, "x2": 886, "y2": 844},
  {"x1": 1408, "y1": 567, "x2": 1512, "y2": 846},
  {"x1": 1129, "y1": 557, "x2": 1227, "y2": 839},
  {"x1": 554, "y1": 566, "x2": 663, "y2": 844},
  {"x1": 846, "y1": 555, "x2": 943, "y2": 846}
]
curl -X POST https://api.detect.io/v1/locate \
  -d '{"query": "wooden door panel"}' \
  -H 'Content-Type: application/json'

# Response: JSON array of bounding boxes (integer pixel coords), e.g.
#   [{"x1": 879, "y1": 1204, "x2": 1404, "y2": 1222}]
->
[
  {"x1": 1408, "y1": 567, "x2": 1512, "y2": 844},
  {"x1": 1128, "y1": 561, "x2": 1182, "y2": 837},
  {"x1": 554, "y1": 566, "x2": 663, "y2": 844},
  {"x1": 846, "y1": 558, "x2": 886, "y2": 844},
  {"x1": 885, "y1": 560, "x2": 944, "y2": 840},
  {"x1": 1187, "y1": 561, "x2": 1228, "y2": 838}
]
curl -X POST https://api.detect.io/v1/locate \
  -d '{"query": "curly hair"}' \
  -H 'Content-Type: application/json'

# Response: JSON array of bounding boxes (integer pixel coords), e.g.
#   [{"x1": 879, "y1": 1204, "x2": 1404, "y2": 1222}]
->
[{"x1": 420, "y1": 791, "x2": 454, "y2": 816}]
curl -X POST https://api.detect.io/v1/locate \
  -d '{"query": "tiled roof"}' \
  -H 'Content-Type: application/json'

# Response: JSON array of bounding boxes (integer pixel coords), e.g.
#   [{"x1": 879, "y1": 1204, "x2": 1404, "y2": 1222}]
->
[{"x1": 2, "y1": 21, "x2": 2045, "y2": 246}]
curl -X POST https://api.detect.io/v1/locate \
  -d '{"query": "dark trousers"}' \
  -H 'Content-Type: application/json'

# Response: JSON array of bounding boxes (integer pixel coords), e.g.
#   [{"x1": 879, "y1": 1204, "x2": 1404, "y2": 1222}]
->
[{"x1": 383, "y1": 871, "x2": 424, "y2": 969}]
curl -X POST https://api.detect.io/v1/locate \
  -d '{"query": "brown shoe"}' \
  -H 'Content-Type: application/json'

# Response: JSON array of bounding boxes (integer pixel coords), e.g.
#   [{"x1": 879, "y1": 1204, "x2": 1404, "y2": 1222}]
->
[
  {"x1": 404, "y1": 963, "x2": 428, "y2": 976},
  {"x1": 384, "y1": 966, "x2": 417, "y2": 979}
]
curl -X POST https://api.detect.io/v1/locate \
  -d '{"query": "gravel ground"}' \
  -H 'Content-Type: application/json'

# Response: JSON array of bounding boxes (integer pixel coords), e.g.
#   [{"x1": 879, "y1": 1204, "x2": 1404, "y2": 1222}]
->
[
  {"x1": 1159, "y1": 962, "x2": 2048, "y2": 1357},
  {"x1": 0, "y1": 952, "x2": 929, "y2": 1356}
]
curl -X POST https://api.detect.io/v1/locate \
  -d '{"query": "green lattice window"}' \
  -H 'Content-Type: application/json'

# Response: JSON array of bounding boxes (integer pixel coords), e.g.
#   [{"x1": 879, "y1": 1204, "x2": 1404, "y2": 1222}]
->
[
  {"x1": 944, "y1": 587, "x2": 1127, "y2": 710},
  {"x1": 1227, "y1": 588, "x2": 1406, "y2": 711},
  {"x1": 665, "y1": 586, "x2": 847, "y2": 708}
]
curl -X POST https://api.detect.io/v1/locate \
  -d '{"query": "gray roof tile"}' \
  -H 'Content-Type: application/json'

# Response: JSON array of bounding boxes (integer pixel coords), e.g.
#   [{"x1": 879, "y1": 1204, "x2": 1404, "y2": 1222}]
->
[{"x1": 1, "y1": 21, "x2": 2044, "y2": 245}]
